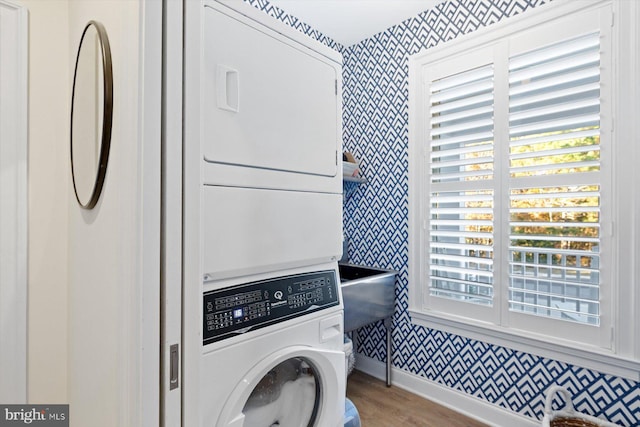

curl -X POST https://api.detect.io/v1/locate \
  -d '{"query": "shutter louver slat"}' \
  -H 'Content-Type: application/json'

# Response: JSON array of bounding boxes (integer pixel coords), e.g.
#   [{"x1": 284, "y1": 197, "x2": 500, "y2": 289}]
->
[
  {"x1": 430, "y1": 132, "x2": 494, "y2": 149},
  {"x1": 509, "y1": 50, "x2": 599, "y2": 83},
  {"x1": 430, "y1": 118, "x2": 494, "y2": 138},
  {"x1": 509, "y1": 82, "x2": 599, "y2": 110},
  {"x1": 509, "y1": 128, "x2": 599, "y2": 148},
  {"x1": 431, "y1": 92, "x2": 493, "y2": 115},
  {"x1": 509, "y1": 98, "x2": 599, "y2": 123},
  {"x1": 432, "y1": 156, "x2": 495, "y2": 171},
  {"x1": 431, "y1": 66, "x2": 493, "y2": 92},
  {"x1": 431, "y1": 253, "x2": 494, "y2": 266},
  {"x1": 509, "y1": 143, "x2": 600, "y2": 161},
  {"x1": 432, "y1": 242, "x2": 493, "y2": 252},
  {"x1": 509, "y1": 34, "x2": 599, "y2": 70},
  {"x1": 430, "y1": 80, "x2": 493, "y2": 105},
  {"x1": 509, "y1": 114, "x2": 600, "y2": 139},
  {"x1": 508, "y1": 68, "x2": 599, "y2": 97},
  {"x1": 431, "y1": 105, "x2": 494, "y2": 126}
]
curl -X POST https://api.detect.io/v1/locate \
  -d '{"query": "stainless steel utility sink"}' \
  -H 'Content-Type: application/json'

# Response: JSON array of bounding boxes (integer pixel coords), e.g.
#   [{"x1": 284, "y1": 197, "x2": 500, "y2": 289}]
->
[
  {"x1": 339, "y1": 263, "x2": 397, "y2": 332},
  {"x1": 338, "y1": 262, "x2": 397, "y2": 386}
]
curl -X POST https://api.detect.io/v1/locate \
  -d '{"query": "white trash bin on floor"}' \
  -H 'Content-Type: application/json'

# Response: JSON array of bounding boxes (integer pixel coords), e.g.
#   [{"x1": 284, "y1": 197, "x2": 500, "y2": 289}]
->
[{"x1": 344, "y1": 335, "x2": 355, "y2": 379}]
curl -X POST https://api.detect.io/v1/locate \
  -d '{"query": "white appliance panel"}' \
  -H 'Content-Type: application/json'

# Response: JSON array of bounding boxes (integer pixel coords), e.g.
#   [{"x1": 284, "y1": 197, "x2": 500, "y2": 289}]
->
[
  {"x1": 202, "y1": 186, "x2": 342, "y2": 280},
  {"x1": 203, "y1": 6, "x2": 339, "y2": 178}
]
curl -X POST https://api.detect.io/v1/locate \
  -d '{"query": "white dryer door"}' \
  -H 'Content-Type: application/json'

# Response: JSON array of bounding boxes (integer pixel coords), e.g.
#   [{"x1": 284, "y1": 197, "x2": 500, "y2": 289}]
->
[
  {"x1": 203, "y1": 5, "x2": 339, "y2": 178},
  {"x1": 217, "y1": 347, "x2": 344, "y2": 427}
]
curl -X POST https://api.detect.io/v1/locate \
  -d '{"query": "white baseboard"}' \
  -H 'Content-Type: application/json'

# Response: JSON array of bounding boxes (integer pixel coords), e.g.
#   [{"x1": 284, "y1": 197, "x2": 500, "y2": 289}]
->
[{"x1": 353, "y1": 354, "x2": 539, "y2": 427}]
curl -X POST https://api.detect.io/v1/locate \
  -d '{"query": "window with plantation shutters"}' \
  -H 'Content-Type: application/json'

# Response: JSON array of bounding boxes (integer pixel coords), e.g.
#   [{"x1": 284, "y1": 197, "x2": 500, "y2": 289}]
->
[
  {"x1": 428, "y1": 64, "x2": 495, "y2": 307},
  {"x1": 409, "y1": 2, "x2": 626, "y2": 354},
  {"x1": 508, "y1": 32, "x2": 602, "y2": 325}
]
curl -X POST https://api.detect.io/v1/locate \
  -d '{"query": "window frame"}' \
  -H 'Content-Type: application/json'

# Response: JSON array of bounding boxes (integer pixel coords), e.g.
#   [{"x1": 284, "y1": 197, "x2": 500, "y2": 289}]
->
[{"x1": 408, "y1": 0, "x2": 640, "y2": 381}]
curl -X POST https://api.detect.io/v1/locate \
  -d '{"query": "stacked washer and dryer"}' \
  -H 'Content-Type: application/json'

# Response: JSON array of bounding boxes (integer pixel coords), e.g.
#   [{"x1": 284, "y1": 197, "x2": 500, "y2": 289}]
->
[{"x1": 183, "y1": 1, "x2": 347, "y2": 426}]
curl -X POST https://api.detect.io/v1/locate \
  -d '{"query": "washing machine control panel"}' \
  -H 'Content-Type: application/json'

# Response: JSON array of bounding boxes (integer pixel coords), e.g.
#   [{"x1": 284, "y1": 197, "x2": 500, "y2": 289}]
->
[{"x1": 203, "y1": 270, "x2": 339, "y2": 344}]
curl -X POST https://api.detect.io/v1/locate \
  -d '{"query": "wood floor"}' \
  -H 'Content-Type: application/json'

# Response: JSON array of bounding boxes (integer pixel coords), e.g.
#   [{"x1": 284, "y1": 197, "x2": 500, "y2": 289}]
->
[{"x1": 346, "y1": 370, "x2": 488, "y2": 427}]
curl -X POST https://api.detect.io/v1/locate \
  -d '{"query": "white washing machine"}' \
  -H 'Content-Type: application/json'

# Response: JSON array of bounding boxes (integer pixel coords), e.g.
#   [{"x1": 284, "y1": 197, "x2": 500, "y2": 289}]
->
[
  {"x1": 201, "y1": 265, "x2": 346, "y2": 427},
  {"x1": 182, "y1": 2, "x2": 346, "y2": 425}
]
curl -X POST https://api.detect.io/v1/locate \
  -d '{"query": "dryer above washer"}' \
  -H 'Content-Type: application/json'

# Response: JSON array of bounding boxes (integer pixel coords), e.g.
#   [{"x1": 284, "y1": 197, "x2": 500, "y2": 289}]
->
[{"x1": 201, "y1": 0, "x2": 343, "y2": 194}]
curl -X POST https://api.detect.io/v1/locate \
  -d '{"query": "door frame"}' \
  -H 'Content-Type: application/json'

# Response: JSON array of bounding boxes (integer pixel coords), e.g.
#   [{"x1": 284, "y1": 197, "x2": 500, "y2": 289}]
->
[
  {"x1": 160, "y1": 0, "x2": 183, "y2": 425},
  {"x1": 0, "y1": 0, "x2": 28, "y2": 404}
]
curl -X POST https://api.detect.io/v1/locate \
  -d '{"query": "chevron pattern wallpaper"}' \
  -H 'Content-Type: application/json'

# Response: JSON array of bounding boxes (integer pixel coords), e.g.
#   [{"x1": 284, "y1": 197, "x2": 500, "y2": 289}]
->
[{"x1": 244, "y1": 0, "x2": 640, "y2": 425}]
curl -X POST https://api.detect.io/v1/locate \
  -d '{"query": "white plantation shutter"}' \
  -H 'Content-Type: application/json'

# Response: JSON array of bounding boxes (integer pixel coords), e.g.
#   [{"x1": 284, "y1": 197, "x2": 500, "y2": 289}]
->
[
  {"x1": 507, "y1": 32, "x2": 602, "y2": 325},
  {"x1": 411, "y1": 1, "x2": 622, "y2": 356},
  {"x1": 428, "y1": 64, "x2": 495, "y2": 306},
  {"x1": 422, "y1": 27, "x2": 607, "y2": 328}
]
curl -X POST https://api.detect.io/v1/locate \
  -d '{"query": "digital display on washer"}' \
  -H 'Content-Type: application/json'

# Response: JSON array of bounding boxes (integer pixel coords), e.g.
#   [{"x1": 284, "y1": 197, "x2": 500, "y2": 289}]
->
[{"x1": 203, "y1": 270, "x2": 339, "y2": 345}]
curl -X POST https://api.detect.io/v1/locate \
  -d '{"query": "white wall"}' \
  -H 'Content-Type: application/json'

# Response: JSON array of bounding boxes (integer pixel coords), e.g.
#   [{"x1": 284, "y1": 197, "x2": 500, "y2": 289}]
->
[{"x1": 21, "y1": 0, "x2": 70, "y2": 404}]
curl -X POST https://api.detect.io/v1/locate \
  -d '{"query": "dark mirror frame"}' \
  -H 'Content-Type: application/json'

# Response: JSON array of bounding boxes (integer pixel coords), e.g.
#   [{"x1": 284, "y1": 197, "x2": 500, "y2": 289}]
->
[{"x1": 70, "y1": 20, "x2": 113, "y2": 210}]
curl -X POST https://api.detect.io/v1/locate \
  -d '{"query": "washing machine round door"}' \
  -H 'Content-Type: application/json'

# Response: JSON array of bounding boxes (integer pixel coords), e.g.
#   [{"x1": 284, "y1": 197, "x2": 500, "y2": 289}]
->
[{"x1": 217, "y1": 347, "x2": 344, "y2": 427}]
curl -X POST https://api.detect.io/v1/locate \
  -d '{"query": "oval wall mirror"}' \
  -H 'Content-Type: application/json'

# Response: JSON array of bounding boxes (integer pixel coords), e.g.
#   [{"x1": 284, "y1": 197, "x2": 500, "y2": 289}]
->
[{"x1": 70, "y1": 20, "x2": 113, "y2": 209}]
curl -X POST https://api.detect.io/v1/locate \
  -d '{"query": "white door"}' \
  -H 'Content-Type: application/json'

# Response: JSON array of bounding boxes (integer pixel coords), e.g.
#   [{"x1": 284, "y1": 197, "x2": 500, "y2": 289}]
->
[{"x1": 202, "y1": 5, "x2": 339, "y2": 178}]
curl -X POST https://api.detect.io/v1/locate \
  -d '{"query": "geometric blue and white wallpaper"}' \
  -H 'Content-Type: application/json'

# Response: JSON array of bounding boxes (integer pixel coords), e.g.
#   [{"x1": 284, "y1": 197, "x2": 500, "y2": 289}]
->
[{"x1": 245, "y1": 0, "x2": 640, "y2": 424}]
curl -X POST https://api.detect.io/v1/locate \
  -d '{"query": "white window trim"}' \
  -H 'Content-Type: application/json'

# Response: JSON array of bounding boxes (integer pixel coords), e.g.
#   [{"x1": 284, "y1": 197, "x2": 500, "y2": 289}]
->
[
  {"x1": 0, "y1": 0, "x2": 28, "y2": 403},
  {"x1": 408, "y1": 0, "x2": 640, "y2": 381}
]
